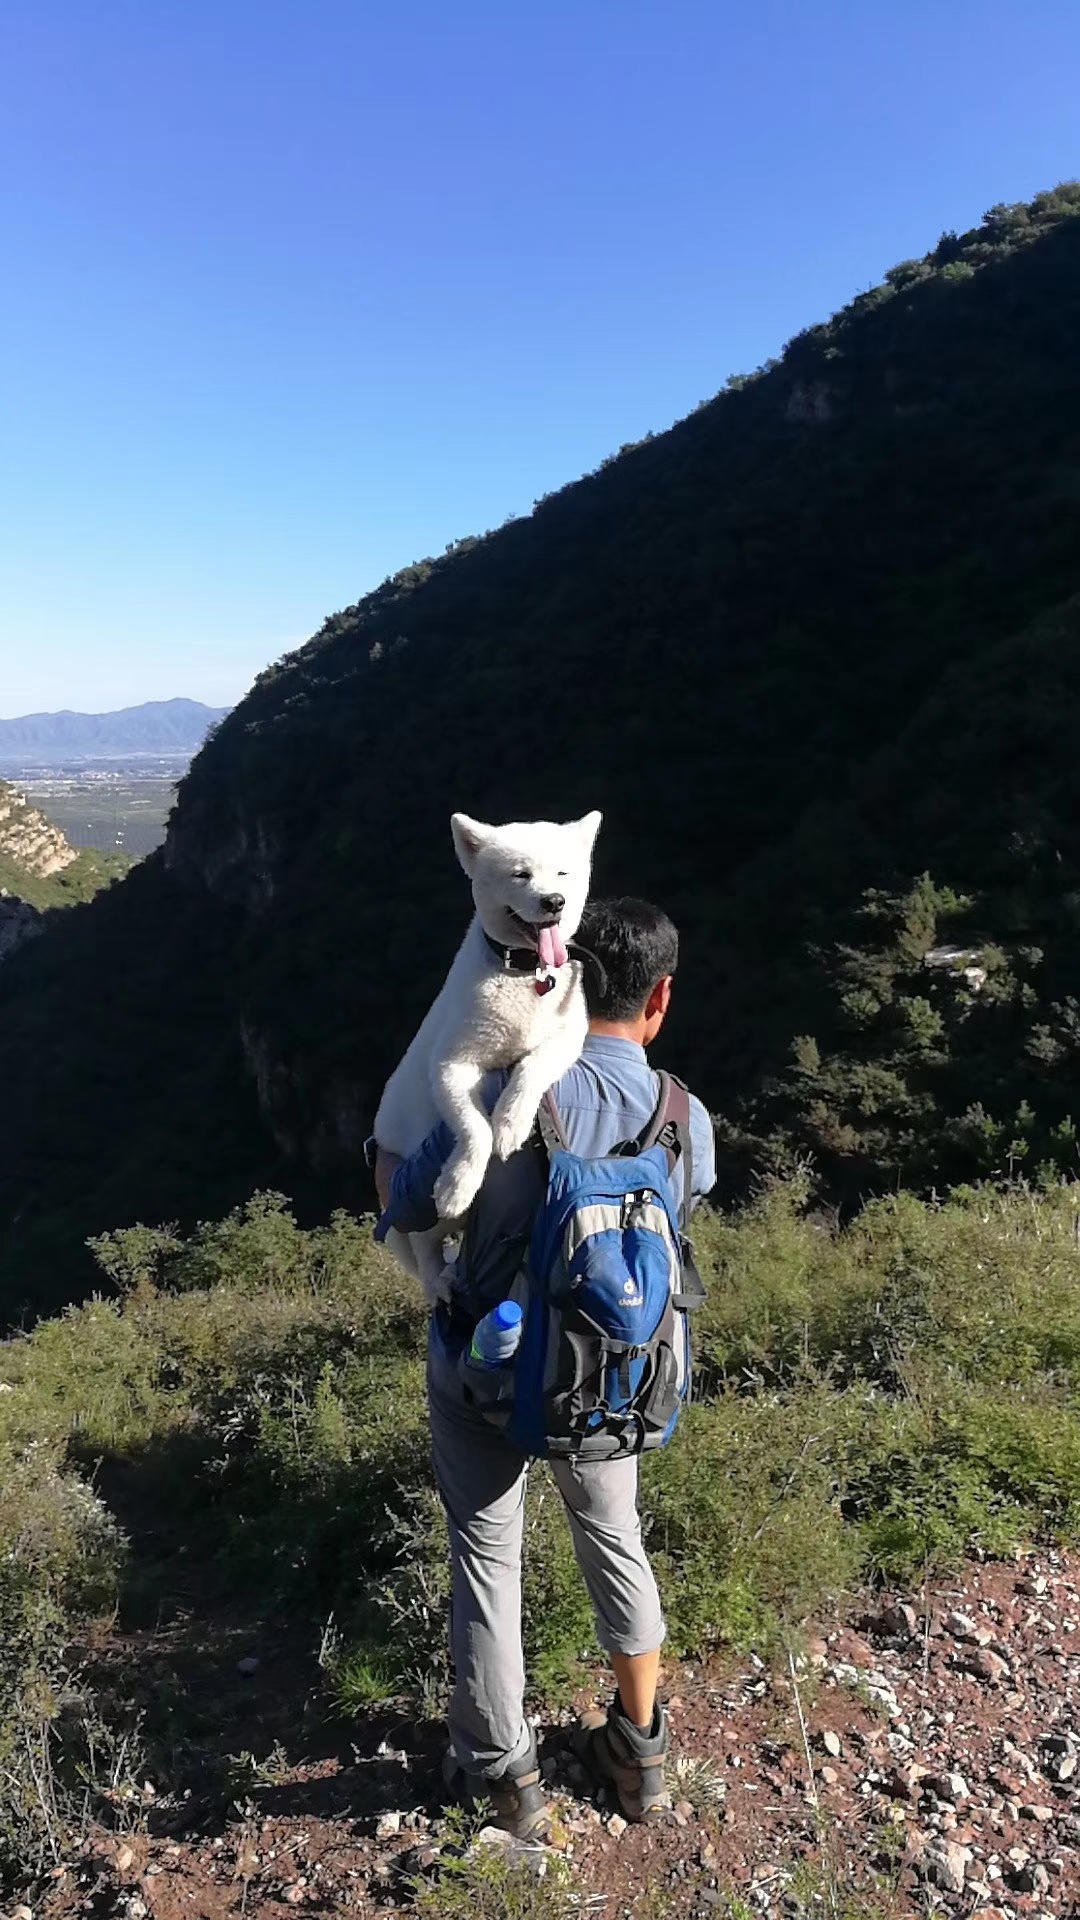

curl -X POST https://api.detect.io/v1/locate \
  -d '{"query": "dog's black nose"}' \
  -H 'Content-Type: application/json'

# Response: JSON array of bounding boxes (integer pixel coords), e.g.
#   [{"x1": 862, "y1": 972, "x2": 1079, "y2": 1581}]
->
[{"x1": 539, "y1": 893, "x2": 565, "y2": 917}]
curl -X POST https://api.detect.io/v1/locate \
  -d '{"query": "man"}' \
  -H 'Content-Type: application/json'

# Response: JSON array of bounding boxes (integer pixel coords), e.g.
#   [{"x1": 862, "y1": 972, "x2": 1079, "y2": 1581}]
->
[{"x1": 375, "y1": 897, "x2": 715, "y2": 1837}]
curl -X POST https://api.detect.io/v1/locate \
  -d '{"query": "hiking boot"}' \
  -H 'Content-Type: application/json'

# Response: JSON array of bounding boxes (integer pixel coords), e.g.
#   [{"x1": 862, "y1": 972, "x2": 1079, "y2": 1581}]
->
[
  {"x1": 441, "y1": 1731, "x2": 550, "y2": 1841},
  {"x1": 572, "y1": 1696, "x2": 670, "y2": 1822}
]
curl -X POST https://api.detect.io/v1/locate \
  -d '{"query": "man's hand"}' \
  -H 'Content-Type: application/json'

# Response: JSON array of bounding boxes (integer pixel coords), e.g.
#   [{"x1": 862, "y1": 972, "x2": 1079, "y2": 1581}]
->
[{"x1": 375, "y1": 1148, "x2": 404, "y2": 1211}]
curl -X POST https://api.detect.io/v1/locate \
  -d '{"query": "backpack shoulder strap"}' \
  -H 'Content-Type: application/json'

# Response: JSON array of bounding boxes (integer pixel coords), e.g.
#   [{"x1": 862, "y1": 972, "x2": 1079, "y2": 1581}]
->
[
  {"x1": 640, "y1": 1071, "x2": 694, "y2": 1228},
  {"x1": 638, "y1": 1070, "x2": 674, "y2": 1151},
  {"x1": 539, "y1": 1075, "x2": 694, "y2": 1222},
  {"x1": 537, "y1": 1087, "x2": 571, "y2": 1155}
]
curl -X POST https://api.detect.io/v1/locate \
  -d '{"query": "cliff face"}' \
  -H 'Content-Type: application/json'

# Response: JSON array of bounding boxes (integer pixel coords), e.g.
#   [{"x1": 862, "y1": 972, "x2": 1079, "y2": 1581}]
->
[
  {"x1": 4, "y1": 187, "x2": 1080, "y2": 1315},
  {"x1": 0, "y1": 783, "x2": 78, "y2": 881}
]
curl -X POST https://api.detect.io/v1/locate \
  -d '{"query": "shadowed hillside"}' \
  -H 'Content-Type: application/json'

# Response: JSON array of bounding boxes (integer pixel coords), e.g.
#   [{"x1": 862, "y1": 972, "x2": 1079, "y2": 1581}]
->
[{"x1": 3, "y1": 185, "x2": 1080, "y2": 1315}]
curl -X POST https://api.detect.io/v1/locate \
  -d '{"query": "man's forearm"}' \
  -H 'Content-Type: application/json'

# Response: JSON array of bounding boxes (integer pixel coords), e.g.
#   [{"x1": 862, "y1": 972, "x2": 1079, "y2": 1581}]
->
[{"x1": 375, "y1": 1149, "x2": 403, "y2": 1211}]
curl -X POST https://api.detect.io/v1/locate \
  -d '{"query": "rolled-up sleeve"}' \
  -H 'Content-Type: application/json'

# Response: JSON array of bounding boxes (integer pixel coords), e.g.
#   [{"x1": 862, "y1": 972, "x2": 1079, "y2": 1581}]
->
[
  {"x1": 373, "y1": 1121, "x2": 454, "y2": 1240},
  {"x1": 688, "y1": 1094, "x2": 717, "y2": 1207},
  {"x1": 373, "y1": 1070, "x2": 507, "y2": 1242}
]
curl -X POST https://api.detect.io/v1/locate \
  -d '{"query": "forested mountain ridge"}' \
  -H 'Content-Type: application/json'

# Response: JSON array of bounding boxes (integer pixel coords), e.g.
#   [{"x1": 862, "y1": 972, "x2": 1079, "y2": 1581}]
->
[{"x1": 3, "y1": 184, "x2": 1080, "y2": 1317}]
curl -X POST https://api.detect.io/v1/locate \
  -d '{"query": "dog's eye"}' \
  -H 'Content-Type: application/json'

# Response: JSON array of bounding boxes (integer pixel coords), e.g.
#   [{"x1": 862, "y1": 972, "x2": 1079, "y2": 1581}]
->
[
  {"x1": 512, "y1": 868, "x2": 532, "y2": 882},
  {"x1": 557, "y1": 871, "x2": 567, "y2": 878}
]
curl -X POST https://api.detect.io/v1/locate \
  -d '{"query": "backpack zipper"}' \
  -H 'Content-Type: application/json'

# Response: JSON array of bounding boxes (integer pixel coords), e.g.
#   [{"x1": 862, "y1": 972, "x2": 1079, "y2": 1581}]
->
[{"x1": 622, "y1": 1188, "x2": 654, "y2": 1228}]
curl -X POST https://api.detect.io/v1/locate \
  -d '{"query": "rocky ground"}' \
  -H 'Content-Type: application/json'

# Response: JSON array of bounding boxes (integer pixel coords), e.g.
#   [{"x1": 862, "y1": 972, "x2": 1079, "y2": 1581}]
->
[{"x1": 18, "y1": 1548, "x2": 1080, "y2": 1920}]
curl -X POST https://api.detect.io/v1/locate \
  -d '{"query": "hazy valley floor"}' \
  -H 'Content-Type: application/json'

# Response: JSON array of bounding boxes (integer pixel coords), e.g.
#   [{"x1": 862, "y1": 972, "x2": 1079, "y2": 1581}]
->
[{"x1": 9, "y1": 768, "x2": 177, "y2": 857}]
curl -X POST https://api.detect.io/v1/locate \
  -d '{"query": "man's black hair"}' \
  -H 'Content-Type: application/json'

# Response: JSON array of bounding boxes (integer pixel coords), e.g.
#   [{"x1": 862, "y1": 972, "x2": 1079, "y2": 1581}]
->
[{"x1": 575, "y1": 897, "x2": 679, "y2": 1021}]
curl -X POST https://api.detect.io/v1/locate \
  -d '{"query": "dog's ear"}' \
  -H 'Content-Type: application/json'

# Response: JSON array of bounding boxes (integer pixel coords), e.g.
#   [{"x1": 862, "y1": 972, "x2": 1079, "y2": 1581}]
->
[
  {"x1": 570, "y1": 810, "x2": 602, "y2": 853},
  {"x1": 450, "y1": 812, "x2": 491, "y2": 878}
]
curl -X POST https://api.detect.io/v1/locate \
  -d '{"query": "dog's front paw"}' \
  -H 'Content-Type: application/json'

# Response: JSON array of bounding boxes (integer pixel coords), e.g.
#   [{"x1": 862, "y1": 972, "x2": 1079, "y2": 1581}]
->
[
  {"x1": 491, "y1": 1098, "x2": 538, "y2": 1162},
  {"x1": 434, "y1": 1159, "x2": 483, "y2": 1220}
]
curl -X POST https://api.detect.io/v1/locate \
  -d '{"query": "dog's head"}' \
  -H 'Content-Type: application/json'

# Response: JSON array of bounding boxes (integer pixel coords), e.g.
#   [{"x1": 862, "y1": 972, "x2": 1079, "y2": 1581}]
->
[{"x1": 450, "y1": 811, "x2": 602, "y2": 964}]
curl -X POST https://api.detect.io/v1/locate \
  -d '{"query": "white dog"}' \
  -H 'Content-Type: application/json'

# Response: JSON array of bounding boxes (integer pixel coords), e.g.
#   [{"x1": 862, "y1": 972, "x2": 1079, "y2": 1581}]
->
[{"x1": 374, "y1": 809, "x2": 602, "y2": 1297}]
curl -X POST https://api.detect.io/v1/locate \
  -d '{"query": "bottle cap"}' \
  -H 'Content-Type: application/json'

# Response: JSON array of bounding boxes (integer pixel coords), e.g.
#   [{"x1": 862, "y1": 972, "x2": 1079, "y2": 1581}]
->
[{"x1": 493, "y1": 1300, "x2": 523, "y2": 1330}]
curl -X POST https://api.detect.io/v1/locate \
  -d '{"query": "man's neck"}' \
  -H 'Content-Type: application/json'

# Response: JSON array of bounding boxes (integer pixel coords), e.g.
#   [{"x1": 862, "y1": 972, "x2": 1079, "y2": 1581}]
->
[{"x1": 588, "y1": 1016, "x2": 649, "y2": 1048}]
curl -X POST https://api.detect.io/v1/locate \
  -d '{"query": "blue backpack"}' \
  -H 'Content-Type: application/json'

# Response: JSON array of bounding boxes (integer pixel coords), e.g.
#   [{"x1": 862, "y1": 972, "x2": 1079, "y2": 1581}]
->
[{"x1": 457, "y1": 1073, "x2": 706, "y2": 1460}]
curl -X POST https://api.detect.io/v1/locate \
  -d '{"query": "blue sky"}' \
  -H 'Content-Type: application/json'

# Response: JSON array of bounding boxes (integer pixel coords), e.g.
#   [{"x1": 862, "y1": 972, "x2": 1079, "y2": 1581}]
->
[{"x1": 1, "y1": 0, "x2": 1077, "y2": 716}]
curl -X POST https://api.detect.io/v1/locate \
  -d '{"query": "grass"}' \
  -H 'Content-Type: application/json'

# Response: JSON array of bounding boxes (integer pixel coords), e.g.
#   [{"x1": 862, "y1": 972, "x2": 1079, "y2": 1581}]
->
[
  {"x1": 6, "y1": 1177, "x2": 1080, "y2": 1888},
  {"x1": 411, "y1": 1837, "x2": 579, "y2": 1920},
  {"x1": 667, "y1": 1751, "x2": 728, "y2": 1814},
  {"x1": 409, "y1": 1823, "x2": 903, "y2": 1920}
]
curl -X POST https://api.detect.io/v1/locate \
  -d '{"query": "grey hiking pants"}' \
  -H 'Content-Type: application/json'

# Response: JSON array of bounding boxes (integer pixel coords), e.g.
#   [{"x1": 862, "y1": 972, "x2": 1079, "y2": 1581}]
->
[{"x1": 428, "y1": 1343, "x2": 667, "y2": 1780}]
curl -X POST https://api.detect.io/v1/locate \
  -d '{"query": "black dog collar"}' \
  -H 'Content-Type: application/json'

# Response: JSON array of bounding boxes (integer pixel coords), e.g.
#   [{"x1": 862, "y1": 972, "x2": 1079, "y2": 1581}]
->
[
  {"x1": 483, "y1": 931, "x2": 542, "y2": 973},
  {"x1": 482, "y1": 931, "x2": 609, "y2": 1001}
]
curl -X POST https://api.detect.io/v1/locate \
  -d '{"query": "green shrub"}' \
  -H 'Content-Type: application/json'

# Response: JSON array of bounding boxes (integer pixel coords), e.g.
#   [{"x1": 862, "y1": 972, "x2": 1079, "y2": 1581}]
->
[
  {"x1": 847, "y1": 1378, "x2": 1080, "y2": 1576},
  {"x1": 694, "y1": 1177, "x2": 1080, "y2": 1394},
  {"x1": 0, "y1": 1438, "x2": 128, "y2": 1882},
  {"x1": 643, "y1": 1389, "x2": 860, "y2": 1651}
]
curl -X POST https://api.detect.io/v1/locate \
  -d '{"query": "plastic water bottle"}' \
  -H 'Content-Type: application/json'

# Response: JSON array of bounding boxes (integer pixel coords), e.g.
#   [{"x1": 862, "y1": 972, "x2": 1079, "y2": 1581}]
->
[{"x1": 467, "y1": 1300, "x2": 523, "y2": 1369}]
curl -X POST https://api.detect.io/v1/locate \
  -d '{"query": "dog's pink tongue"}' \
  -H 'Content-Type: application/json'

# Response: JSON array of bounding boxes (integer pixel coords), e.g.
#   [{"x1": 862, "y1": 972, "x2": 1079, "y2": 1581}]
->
[{"x1": 538, "y1": 923, "x2": 567, "y2": 970}]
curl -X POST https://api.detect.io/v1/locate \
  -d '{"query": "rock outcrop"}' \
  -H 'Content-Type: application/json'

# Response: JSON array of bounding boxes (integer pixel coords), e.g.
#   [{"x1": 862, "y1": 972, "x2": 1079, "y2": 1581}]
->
[{"x1": 0, "y1": 781, "x2": 78, "y2": 879}]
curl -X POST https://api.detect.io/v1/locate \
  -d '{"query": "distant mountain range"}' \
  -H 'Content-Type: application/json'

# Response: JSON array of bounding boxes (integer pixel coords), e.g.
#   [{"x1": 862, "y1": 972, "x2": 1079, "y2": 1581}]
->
[{"x1": 0, "y1": 698, "x2": 230, "y2": 765}]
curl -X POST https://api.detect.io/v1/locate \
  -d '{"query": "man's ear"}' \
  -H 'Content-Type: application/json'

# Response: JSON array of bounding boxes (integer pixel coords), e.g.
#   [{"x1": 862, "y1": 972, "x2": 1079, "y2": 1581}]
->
[
  {"x1": 450, "y1": 812, "x2": 491, "y2": 878},
  {"x1": 645, "y1": 975, "x2": 673, "y2": 1020},
  {"x1": 572, "y1": 809, "x2": 602, "y2": 853}
]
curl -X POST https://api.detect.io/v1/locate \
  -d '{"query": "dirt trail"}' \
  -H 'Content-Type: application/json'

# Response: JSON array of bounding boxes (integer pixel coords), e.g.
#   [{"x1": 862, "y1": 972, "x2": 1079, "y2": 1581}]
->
[{"x1": 28, "y1": 1549, "x2": 1080, "y2": 1919}]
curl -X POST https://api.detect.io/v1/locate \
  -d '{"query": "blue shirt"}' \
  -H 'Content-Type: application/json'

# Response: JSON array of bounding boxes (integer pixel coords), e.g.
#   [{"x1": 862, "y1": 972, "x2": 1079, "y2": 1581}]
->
[{"x1": 377, "y1": 1034, "x2": 716, "y2": 1288}]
